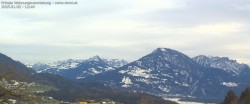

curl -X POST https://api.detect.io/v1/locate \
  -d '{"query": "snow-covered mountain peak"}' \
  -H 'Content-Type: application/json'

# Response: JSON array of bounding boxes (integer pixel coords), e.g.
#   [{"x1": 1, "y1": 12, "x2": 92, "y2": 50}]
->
[
  {"x1": 31, "y1": 56, "x2": 128, "y2": 79},
  {"x1": 152, "y1": 48, "x2": 175, "y2": 54},
  {"x1": 193, "y1": 55, "x2": 250, "y2": 75},
  {"x1": 31, "y1": 62, "x2": 51, "y2": 72},
  {"x1": 85, "y1": 56, "x2": 128, "y2": 68},
  {"x1": 88, "y1": 55, "x2": 102, "y2": 62},
  {"x1": 115, "y1": 48, "x2": 203, "y2": 88},
  {"x1": 31, "y1": 59, "x2": 84, "y2": 72},
  {"x1": 146, "y1": 48, "x2": 198, "y2": 69},
  {"x1": 104, "y1": 59, "x2": 128, "y2": 68},
  {"x1": 50, "y1": 59, "x2": 83, "y2": 70},
  {"x1": 152, "y1": 48, "x2": 188, "y2": 58}
]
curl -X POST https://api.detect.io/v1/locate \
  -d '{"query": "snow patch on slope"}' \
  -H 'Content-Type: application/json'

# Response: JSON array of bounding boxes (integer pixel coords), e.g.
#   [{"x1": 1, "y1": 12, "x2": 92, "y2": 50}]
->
[
  {"x1": 119, "y1": 66, "x2": 153, "y2": 78},
  {"x1": 221, "y1": 82, "x2": 238, "y2": 87},
  {"x1": 121, "y1": 76, "x2": 132, "y2": 87}
]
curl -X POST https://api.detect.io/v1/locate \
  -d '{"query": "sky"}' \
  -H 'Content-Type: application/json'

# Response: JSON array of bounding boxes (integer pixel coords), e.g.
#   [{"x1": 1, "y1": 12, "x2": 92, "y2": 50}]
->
[{"x1": 0, "y1": 0, "x2": 250, "y2": 65}]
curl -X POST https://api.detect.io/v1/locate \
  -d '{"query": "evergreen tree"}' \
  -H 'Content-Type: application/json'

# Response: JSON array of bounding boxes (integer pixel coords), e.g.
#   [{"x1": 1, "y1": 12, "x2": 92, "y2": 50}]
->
[
  {"x1": 223, "y1": 90, "x2": 238, "y2": 104},
  {"x1": 239, "y1": 87, "x2": 250, "y2": 104}
]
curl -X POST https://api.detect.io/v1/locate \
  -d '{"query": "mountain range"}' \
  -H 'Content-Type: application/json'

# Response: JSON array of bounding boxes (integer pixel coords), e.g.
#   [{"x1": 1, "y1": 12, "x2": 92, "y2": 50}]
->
[
  {"x1": 31, "y1": 56, "x2": 128, "y2": 79},
  {"x1": 193, "y1": 55, "x2": 249, "y2": 75},
  {"x1": 0, "y1": 52, "x2": 177, "y2": 104},
  {"x1": 30, "y1": 48, "x2": 250, "y2": 103}
]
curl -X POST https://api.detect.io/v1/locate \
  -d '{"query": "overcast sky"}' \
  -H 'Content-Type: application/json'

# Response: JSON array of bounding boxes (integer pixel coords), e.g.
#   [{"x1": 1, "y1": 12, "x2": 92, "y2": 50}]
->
[{"x1": 0, "y1": 0, "x2": 250, "y2": 65}]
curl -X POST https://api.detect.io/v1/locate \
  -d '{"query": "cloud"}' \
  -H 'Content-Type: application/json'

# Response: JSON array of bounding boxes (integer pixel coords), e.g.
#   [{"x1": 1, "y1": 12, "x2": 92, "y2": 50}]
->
[
  {"x1": 0, "y1": 0, "x2": 250, "y2": 65},
  {"x1": 191, "y1": 22, "x2": 245, "y2": 34}
]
